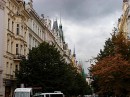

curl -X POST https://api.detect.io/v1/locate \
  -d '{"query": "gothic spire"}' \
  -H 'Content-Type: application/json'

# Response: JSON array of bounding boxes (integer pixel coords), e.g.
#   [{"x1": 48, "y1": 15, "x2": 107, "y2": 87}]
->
[
  {"x1": 52, "y1": 19, "x2": 58, "y2": 32},
  {"x1": 73, "y1": 46, "x2": 76, "y2": 57},
  {"x1": 59, "y1": 15, "x2": 65, "y2": 43}
]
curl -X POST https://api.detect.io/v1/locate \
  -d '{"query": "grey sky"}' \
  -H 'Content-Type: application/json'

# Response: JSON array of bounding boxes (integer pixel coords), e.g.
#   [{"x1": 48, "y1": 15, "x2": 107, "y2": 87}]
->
[
  {"x1": 26, "y1": 0, "x2": 123, "y2": 73},
  {"x1": 32, "y1": 0, "x2": 122, "y2": 22}
]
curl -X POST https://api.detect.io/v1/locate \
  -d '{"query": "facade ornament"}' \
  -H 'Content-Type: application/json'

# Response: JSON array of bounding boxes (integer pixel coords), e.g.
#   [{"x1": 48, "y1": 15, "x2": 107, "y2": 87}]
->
[
  {"x1": 0, "y1": 0, "x2": 5, "y2": 10},
  {"x1": 30, "y1": 0, "x2": 33, "y2": 3}
]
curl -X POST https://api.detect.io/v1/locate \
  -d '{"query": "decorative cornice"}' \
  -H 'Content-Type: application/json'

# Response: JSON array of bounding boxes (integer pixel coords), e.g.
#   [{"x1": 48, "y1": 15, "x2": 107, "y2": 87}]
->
[{"x1": 0, "y1": 0, "x2": 5, "y2": 10}]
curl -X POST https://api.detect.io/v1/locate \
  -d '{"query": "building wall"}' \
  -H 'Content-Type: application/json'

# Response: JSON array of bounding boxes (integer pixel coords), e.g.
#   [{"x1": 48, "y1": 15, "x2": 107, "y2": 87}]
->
[
  {"x1": 1, "y1": 0, "x2": 29, "y2": 97},
  {"x1": 118, "y1": 0, "x2": 130, "y2": 39},
  {"x1": 0, "y1": 1, "x2": 5, "y2": 96},
  {"x1": 0, "y1": 0, "x2": 74, "y2": 97}
]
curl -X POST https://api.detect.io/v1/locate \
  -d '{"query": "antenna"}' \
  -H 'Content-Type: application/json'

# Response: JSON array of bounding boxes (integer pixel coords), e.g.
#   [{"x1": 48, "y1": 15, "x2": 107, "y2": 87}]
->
[{"x1": 60, "y1": 11, "x2": 62, "y2": 25}]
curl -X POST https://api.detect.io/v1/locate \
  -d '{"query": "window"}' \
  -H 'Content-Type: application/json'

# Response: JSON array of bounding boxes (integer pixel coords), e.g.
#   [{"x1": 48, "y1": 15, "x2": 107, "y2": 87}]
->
[
  {"x1": 24, "y1": 47, "x2": 26, "y2": 55},
  {"x1": 8, "y1": 18, "x2": 10, "y2": 30},
  {"x1": 35, "y1": 39, "x2": 36, "y2": 47},
  {"x1": 11, "y1": 42, "x2": 13, "y2": 53},
  {"x1": 24, "y1": 32, "x2": 26, "y2": 40},
  {"x1": 10, "y1": 63, "x2": 12, "y2": 75},
  {"x1": 7, "y1": 39, "x2": 9, "y2": 52},
  {"x1": 16, "y1": 44, "x2": 19, "y2": 55},
  {"x1": 33, "y1": 38, "x2": 35, "y2": 47},
  {"x1": 16, "y1": 24, "x2": 20, "y2": 35},
  {"x1": 12, "y1": 21, "x2": 14, "y2": 32},
  {"x1": 20, "y1": 45, "x2": 23, "y2": 55},
  {"x1": 36, "y1": 25, "x2": 37, "y2": 34},
  {"x1": 21, "y1": 25, "x2": 23, "y2": 36},
  {"x1": 29, "y1": 35, "x2": 32, "y2": 49},
  {"x1": 32, "y1": 21, "x2": 35, "y2": 30},
  {"x1": 15, "y1": 65, "x2": 18, "y2": 71},
  {"x1": 50, "y1": 94, "x2": 63, "y2": 97},
  {"x1": 6, "y1": 62, "x2": 9, "y2": 74},
  {"x1": 46, "y1": 94, "x2": 49, "y2": 97},
  {"x1": 12, "y1": 5, "x2": 14, "y2": 10},
  {"x1": 42, "y1": 31, "x2": 44, "y2": 40},
  {"x1": 40, "y1": 30, "x2": 41, "y2": 37},
  {"x1": 15, "y1": 65, "x2": 18, "y2": 76},
  {"x1": 38, "y1": 27, "x2": 40, "y2": 36},
  {"x1": 9, "y1": 2, "x2": 10, "y2": 8},
  {"x1": 14, "y1": 92, "x2": 30, "y2": 97}
]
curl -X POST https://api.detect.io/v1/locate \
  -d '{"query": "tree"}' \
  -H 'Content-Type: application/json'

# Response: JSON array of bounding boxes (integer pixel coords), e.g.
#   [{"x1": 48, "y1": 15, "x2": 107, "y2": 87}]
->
[
  {"x1": 91, "y1": 54, "x2": 130, "y2": 96},
  {"x1": 97, "y1": 31, "x2": 130, "y2": 61},
  {"x1": 90, "y1": 31, "x2": 130, "y2": 96},
  {"x1": 16, "y1": 42, "x2": 91, "y2": 96},
  {"x1": 97, "y1": 38, "x2": 114, "y2": 61},
  {"x1": 96, "y1": 28, "x2": 116, "y2": 61}
]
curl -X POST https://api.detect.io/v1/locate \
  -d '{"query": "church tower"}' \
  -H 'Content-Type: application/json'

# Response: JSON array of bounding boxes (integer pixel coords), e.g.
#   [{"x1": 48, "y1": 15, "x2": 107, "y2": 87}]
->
[{"x1": 59, "y1": 22, "x2": 65, "y2": 43}]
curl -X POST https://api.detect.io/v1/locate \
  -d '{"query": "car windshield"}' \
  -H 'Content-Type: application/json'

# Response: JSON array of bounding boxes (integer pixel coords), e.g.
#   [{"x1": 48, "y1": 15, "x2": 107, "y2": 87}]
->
[{"x1": 14, "y1": 92, "x2": 30, "y2": 97}]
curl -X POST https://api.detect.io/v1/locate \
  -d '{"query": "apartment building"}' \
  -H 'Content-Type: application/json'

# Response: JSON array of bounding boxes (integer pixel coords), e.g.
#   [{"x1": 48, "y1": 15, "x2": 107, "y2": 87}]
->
[
  {"x1": 0, "y1": 0, "x2": 74, "y2": 97},
  {"x1": 118, "y1": 0, "x2": 130, "y2": 39}
]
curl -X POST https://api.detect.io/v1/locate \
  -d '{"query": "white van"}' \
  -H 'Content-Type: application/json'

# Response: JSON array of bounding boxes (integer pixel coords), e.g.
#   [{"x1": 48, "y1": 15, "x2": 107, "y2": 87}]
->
[
  {"x1": 34, "y1": 92, "x2": 64, "y2": 97},
  {"x1": 14, "y1": 88, "x2": 33, "y2": 97}
]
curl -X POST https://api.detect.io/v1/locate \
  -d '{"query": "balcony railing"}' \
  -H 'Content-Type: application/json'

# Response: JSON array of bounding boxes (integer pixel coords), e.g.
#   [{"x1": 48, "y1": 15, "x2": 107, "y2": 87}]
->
[
  {"x1": 5, "y1": 74, "x2": 15, "y2": 80},
  {"x1": 13, "y1": 54, "x2": 25, "y2": 61}
]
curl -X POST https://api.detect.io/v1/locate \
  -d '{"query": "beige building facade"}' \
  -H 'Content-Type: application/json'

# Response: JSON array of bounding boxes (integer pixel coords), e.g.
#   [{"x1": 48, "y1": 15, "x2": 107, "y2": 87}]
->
[
  {"x1": 118, "y1": 0, "x2": 130, "y2": 39},
  {"x1": 0, "y1": 0, "x2": 75, "y2": 97}
]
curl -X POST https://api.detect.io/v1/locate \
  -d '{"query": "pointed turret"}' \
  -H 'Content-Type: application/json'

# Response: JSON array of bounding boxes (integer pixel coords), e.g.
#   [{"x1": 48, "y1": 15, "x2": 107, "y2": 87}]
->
[
  {"x1": 59, "y1": 23, "x2": 64, "y2": 43},
  {"x1": 52, "y1": 19, "x2": 58, "y2": 32},
  {"x1": 73, "y1": 46, "x2": 76, "y2": 57},
  {"x1": 59, "y1": 14, "x2": 65, "y2": 43}
]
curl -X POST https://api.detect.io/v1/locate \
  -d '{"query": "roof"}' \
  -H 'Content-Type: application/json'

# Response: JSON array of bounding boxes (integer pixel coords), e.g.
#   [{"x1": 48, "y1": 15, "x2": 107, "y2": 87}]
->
[
  {"x1": 14, "y1": 88, "x2": 32, "y2": 92},
  {"x1": 123, "y1": 0, "x2": 128, "y2": 2},
  {"x1": 40, "y1": 93, "x2": 63, "y2": 95}
]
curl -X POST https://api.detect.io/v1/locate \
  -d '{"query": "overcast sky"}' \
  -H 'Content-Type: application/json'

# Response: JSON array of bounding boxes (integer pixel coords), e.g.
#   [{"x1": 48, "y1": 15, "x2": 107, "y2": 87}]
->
[{"x1": 25, "y1": 0, "x2": 123, "y2": 73}]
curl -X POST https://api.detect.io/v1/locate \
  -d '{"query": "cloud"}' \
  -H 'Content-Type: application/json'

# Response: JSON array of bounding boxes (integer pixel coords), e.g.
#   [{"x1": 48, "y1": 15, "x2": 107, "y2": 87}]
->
[
  {"x1": 29, "y1": 0, "x2": 123, "y2": 73},
  {"x1": 33, "y1": 0, "x2": 122, "y2": 23},
  {"x1": 61, "y1": 11, "x2": 121, "y2": 73}
]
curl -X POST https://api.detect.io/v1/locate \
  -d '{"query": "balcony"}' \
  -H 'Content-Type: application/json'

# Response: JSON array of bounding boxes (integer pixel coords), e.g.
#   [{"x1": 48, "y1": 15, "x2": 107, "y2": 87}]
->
[
  {"x1": 3, "y1": 74, "x2": 16, "y2": 86},
  {"x1": 4, "y1": 74, "x2": 15, "y2": 80},
  {"x1": 13, "y1": 54, "x2": 25, "y2": 61}
]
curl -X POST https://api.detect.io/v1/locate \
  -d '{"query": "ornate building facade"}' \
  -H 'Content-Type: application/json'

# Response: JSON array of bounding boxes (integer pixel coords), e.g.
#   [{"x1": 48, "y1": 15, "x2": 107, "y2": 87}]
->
[
  {"x1": 118, "y1": 0, "x2": 130, "y2": 39},
  {"x1": 0, "y1": 0, "x2": 77, "y2": 97}
]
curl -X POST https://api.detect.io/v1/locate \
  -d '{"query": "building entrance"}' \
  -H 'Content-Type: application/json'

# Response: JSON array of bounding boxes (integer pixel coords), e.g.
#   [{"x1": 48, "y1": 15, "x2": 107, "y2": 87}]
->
[{"x1": 5, "y1": 86, "x2": 11, "y2": 97}]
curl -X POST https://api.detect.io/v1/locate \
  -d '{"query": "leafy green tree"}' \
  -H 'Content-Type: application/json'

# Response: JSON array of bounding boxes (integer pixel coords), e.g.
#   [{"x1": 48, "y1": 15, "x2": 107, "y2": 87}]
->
[{"x1": 16, "y1": 42, "x2": 91, "y2": 96}]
